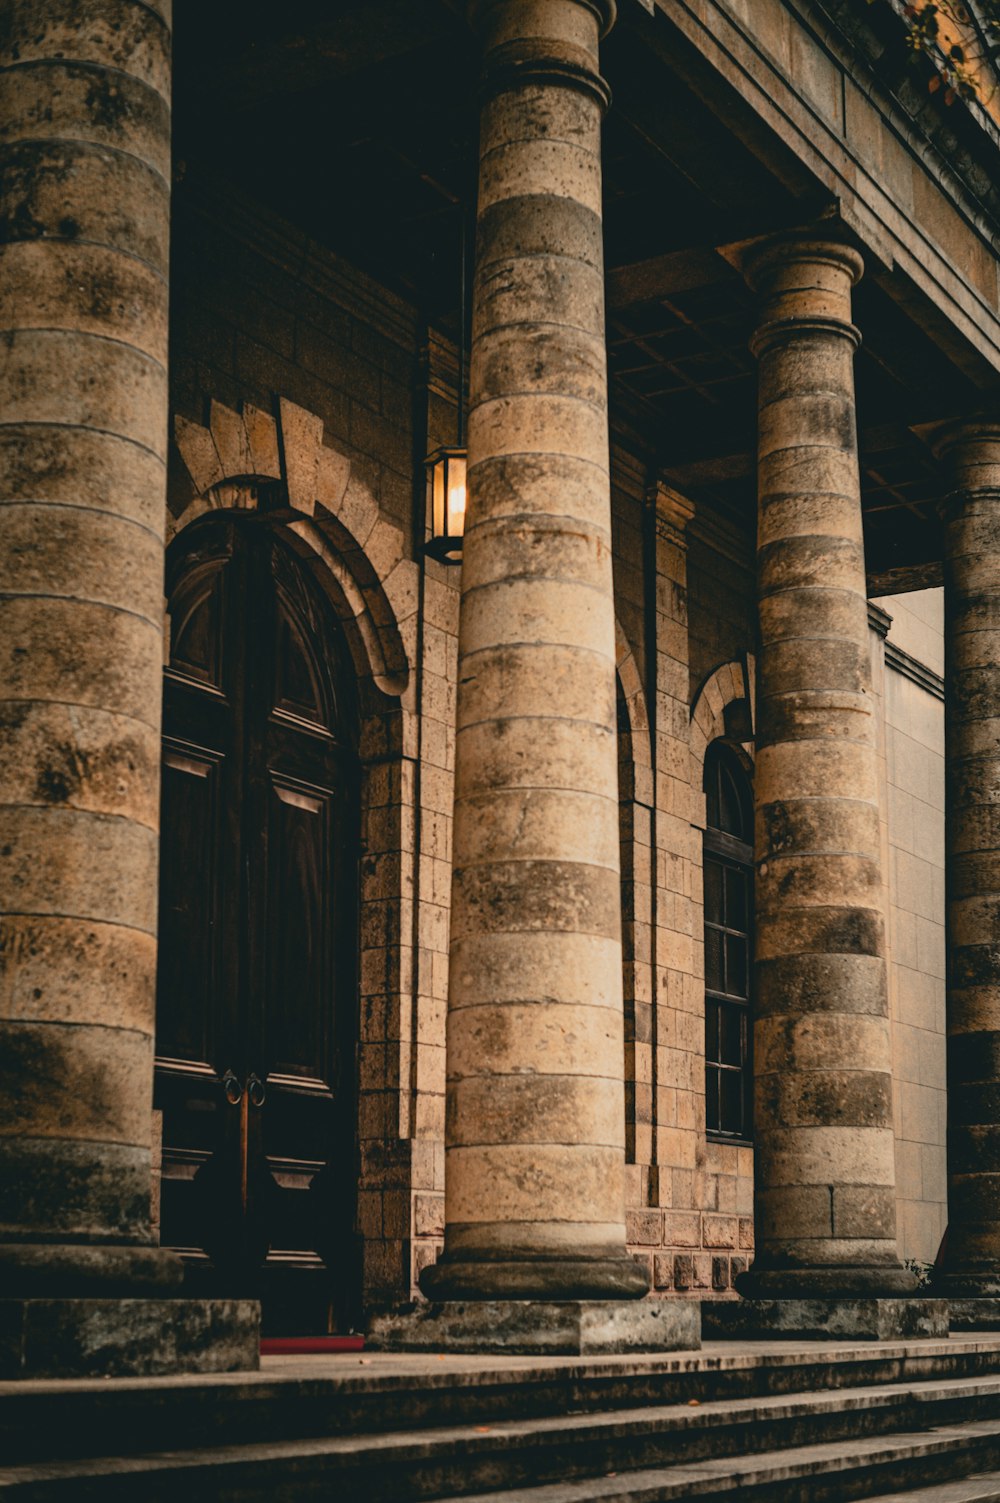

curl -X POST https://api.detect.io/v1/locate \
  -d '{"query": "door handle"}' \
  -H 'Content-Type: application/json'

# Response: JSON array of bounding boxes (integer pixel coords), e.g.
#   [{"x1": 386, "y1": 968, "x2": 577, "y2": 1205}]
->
[{"x1": 221, "y1": 1070, "x2": 267, "y2": 1215}]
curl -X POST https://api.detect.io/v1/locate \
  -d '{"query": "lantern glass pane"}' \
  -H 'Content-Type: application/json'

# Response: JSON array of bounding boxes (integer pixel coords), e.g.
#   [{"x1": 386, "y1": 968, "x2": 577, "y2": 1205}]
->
[
  {"x1": 431, "y1": 457, "x2": 446, "y2": 538},
  {"x1": 447, "y1": 455, "x2": 467, "y2": 537}
]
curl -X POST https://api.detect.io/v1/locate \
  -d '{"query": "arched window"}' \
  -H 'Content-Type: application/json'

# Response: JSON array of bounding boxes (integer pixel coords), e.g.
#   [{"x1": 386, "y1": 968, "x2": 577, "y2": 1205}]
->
[{"x1": 703, "y1": 742, "x2": 754, "y2": 1142}]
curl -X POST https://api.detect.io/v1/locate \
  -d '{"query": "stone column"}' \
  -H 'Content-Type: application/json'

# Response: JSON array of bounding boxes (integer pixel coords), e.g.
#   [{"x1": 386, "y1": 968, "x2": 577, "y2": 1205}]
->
[
  {"x1": 935, "y1": 423, "x2": 1000, "y2": 1302},
  {"x1": 0, "y1": 3, "x2": 177, "y2": 1298},
  {"x1": 0, "y1": 1, "x2": 259, "y2": 1379},
  {"x1": 740, "y1": 236, "x2": 914, "y2": 1300},
  {"x1": 420, "y1": 0, "x2": 648, "y2": 1306}
]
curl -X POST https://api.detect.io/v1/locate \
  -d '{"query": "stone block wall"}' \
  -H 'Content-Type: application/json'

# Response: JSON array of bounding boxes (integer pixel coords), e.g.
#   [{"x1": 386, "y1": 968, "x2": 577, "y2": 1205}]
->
[{"x1": 873, "y1": 590, "x2": 948, "y2": 1269}]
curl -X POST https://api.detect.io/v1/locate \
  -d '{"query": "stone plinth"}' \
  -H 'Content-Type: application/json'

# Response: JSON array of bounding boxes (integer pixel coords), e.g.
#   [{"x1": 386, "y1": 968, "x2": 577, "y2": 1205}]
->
[
  {"x1": 368, "y1": 1299, "x2": 701, "y2": 1356},
  {"x1": 702, "y1": 1298, "x2": 948, "y2": 1341},
  {"x1": 947, "y1": 1299, "x2": 1000, "y2": 1331},
  {"x1": 0, "y1": 1299, "x2": 260, "y2": 1380}
]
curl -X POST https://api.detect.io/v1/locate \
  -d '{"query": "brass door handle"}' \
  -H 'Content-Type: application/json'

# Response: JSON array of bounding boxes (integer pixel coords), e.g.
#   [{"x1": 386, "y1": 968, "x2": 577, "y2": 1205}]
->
[
  {"x1": 222, "y1": 1070, "x2": 266, "y2": 1106},
  {"x1": 221, "y1": 1071, "x2": 267, "y2": 1216}
]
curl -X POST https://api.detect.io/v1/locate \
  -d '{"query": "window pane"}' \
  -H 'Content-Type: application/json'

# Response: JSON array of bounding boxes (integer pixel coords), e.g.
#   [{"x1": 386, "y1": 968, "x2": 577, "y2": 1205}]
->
[
  {"x1": 721, "y1": 1070, "x2": 743, "y2": 1135},
  {"x1": 704, "y1": 858, "x2": 723, "y2": 922},
  {"x1": 703, "y1": 743, "x2": 754, "y2": 1142},
  {"x1": 720, "y1": 1002, "x2": 744, "y2": 1067},
  {"x1": 706, "y1": 1067, "x2": 720, "y2": 1134},
  {"x1": 725, "y1": 865, "x2": 747, "y2": 928},
  {"x1": 705, "y1": 928, "x2": 724, "y2": 992},
  {"x1": 706, "y1": 1002, "x2": 719, "y2": 1063},
  {"x1": 726, "y1": 934, "x2": 748, "y2": 999}
]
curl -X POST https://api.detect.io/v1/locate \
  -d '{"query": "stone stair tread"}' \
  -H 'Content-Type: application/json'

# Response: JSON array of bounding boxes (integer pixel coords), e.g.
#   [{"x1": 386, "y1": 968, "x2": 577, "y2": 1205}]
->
[
  {"x1": 5, "y1": 1369, "x2": 1000, "y2": 1472},
  {"x1": 435, "y1": 1422, "x2": 1000, "y2": 1503},
  {"x1": 5, "y1": 1378, "x2": 1000, "y2": 1493},
  {"x1": 862, "y1": 1475, "x2": 1000, "y2": 1503}
]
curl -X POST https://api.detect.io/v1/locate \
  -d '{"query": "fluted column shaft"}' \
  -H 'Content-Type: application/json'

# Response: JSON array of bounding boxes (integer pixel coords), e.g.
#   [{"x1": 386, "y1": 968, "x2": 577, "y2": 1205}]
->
[
  {"x1": 422, "y1": 0, "x2": 647, "y2": 1301},
  {"x1": 0, "y1": 0, "x2": 178, "y2": 1293},
  {"x1": 740, "y1": 237, "x2": 913, "y2": 1299},
  {"x1": 937, "y1": 424, "x2": 1000, "y2": 1297}
]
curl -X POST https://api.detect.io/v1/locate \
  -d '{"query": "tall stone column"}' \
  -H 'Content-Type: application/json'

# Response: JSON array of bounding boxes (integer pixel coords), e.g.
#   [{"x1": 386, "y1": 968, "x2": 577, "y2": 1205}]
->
[
  {"x1": 0, "y1": 4, "x2": 257, "y2": 1375},
  {"x1": 420, "y1": 0, "x2": 649, "y2": 1308},
  {"x1": 0, "y1": 0, "x2": 177, "y2": 1296},
  {"x1": 740, "y1": 236, "x2": 915, "y2": 1301},
  {"x1": 935, "y1": 423, "x2": 1000, "y2": 1303}
]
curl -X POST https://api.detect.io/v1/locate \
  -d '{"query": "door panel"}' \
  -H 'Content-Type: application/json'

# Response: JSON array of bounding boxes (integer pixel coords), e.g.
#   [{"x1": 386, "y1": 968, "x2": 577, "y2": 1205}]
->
[
  {"x1": 266, "y1": 775, "x2": 331, "y2": 1083},
  {"x1": 154, "y1": 517, "x2": 359, "y2": 1330},
  {"x1": 157, "y1": 744, "x2": 223, "y2": 1070}
]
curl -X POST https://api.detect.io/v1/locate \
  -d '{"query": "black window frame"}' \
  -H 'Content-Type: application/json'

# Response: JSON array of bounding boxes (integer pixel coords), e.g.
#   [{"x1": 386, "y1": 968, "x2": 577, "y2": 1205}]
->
[{"x1": 703, "y1": 741, "x2": 754, "y2": 1145}]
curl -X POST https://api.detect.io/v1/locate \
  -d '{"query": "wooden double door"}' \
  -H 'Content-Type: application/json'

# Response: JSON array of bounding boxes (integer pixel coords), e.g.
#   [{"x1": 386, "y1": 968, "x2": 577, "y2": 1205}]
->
[{"x1": 154, "y1": 517, "x2": 360, "y2": 1332}]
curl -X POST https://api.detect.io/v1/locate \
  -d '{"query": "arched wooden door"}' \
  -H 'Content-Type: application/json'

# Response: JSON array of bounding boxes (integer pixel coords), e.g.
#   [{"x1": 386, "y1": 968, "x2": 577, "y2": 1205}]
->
[{"x1": 154, "y1": 516, "x2": 360, "y2": 1333}]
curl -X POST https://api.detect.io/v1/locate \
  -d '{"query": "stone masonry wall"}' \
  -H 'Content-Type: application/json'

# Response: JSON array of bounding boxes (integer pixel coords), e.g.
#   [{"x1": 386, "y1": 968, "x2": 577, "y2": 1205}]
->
[{"x1": 874, "y1": 590, "x2": 948, "y2": 1269}]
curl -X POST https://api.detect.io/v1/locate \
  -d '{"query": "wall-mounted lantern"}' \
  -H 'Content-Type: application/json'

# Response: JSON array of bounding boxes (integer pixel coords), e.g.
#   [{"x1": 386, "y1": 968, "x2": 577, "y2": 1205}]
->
[{"x1": 424, "y1": 444, "x2": 467, "y2": 565}]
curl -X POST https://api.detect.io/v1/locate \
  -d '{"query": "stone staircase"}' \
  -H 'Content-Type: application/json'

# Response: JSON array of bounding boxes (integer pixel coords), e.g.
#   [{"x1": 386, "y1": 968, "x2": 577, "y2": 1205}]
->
[{"x1": 5, "y1": 1337, "x2": 1000, "y2": 1499}]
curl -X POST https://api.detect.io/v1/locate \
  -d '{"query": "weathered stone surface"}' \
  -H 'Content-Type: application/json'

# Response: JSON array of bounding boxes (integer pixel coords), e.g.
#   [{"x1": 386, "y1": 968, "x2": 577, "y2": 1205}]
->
[
  {"x1": 947, "y1": 1298, "x2": 1000, "y2": 1329},
  {"x1": 0, "y1": 423, "x2": 166, "y2": 531},
  {"x1": 0, "y1": 0, "x2": 171, "y2": 99},
  {"x1": 0, "y1": 140, "x2": 169, "y2": 271},
  {"x1": 0, "y1": 1298, "x2": 259, "y2": 1379},
  {"x1": 0, "y1": 241, "x2": 168, "y2": 363},
  {"x1": 368, "y1": 1298, "x2": 700, "y2": 1354},
  {"x1": 423, "y1": 0, "x2": 645, "y2": 1309},
  {"x1": 703, "y1": 1298, "x2": 948, "y2": 1340},
  {"x1": 740, "y1": 235, "x2": 911, "y2": 1300},
  {"x1": 0, "y1": 60, "x2": 170, "y2": 177}
]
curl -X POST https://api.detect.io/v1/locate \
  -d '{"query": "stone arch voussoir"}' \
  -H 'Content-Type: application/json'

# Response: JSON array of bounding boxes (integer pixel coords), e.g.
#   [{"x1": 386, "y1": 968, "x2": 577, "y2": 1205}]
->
[
  {"x1": 170, "y1": 395, "x2": 416, "y2": 698},
  {"x1": 689, "y1": 655, "x2": 756, "y2": 832}
]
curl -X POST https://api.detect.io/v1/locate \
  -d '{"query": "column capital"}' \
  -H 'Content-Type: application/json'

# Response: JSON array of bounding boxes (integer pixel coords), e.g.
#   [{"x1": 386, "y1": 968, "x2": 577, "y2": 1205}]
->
[
  {"x1": 648, "y1": 481, "x2": 695, "y2": 544},
  {"x1": 469, "y1": 0, "x2": 615, "y2": 111},
  {"x1": 745, "y1": 234, "x2": 863, "y2": 360},
  {"x1": 926, "y1": 419, "x2": 1000, "y2": 519},
  {"x1": 744, "y1": 235, "x2": 864, "y2": 292},
  {"x1": 929, "y1": 418, "x2": 1000, "y2": 464},
  {"x1": 469, "y1": 0, "x2": 616, "y2": 37}
]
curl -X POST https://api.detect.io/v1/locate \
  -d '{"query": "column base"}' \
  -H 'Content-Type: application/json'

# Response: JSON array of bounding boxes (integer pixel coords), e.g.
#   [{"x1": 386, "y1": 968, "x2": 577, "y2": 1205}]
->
[
  {"x1": 945, "y1": 1299, "x2": 1000, "y2": 1331},
  {"x1": 420, "y1": 1253, "x2": 650, "y2": 1302},
  {"x1": 368, "y1": 1298, "x2": 700, "y2": 1355},
  {"x1": 702, "y1": 1297, "x2": 948, "y2": 1341},
  {"x1": 0, "y1": 1241, "x2": 184, "y2": 1297},
  {"x1": 0, "y1": 1297, "x2": 261, "y2": 1378},
  {"x1": 735, "y1": 1264, "x2": 918, "y2": 1299}
]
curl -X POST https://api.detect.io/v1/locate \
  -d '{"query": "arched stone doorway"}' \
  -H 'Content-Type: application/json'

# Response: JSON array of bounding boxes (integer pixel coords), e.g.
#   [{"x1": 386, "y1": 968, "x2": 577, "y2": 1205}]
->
[{"x1": 154, "y1": 514, "x2": 360, "y2": 1333}]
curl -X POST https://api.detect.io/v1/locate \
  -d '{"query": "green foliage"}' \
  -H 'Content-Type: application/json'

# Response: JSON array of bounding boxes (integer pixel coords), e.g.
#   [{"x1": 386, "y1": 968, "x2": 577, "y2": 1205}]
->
[
  {"x1": 904, "y1": 1257, "x2": 935, "y2": 1287},
  {"x1": 869, "y1": 0, "x2": 1000, "y2": 104}
]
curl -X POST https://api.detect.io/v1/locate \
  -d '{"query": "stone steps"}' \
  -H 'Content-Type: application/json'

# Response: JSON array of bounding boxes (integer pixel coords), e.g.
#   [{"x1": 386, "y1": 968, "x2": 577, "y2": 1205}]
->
[
  {"x1": 440, "y1": 1426, "x2": 1000, "y2": 1503},
  {"x1": 4, "y1": 1344, "x2": 1000, "y2": 1499},
  {"x1": 865, "y1": 1478, "x2": 1000, "y2": 1503},
  {"x1": 3, "y1": 1339, "x2": 1000, "y2": 1465}
]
